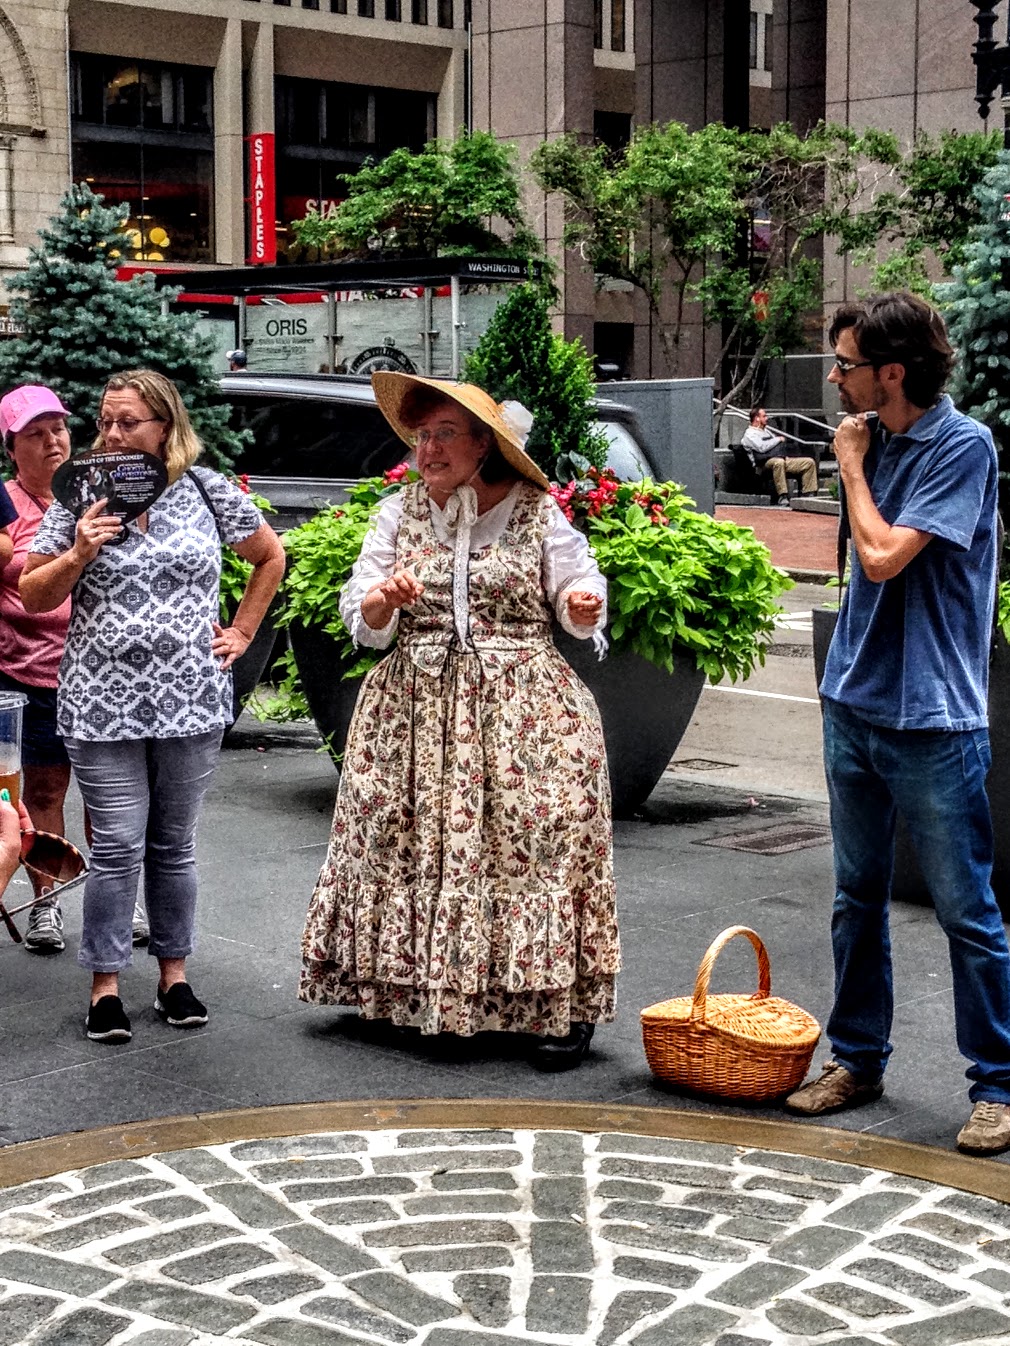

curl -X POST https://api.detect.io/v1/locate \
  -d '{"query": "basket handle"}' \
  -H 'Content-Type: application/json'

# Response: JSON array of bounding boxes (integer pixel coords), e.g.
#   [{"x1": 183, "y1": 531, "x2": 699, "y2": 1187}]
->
[{"x1": 690, "y1": 925, "x2": 771, "y2": 1024}]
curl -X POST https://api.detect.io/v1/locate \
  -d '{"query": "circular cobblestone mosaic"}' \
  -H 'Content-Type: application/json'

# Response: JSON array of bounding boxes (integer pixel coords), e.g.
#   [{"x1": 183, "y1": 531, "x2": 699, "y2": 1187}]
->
[{"x1": 3, "y1": 1125, "x2": 1010, "y2": 1345}]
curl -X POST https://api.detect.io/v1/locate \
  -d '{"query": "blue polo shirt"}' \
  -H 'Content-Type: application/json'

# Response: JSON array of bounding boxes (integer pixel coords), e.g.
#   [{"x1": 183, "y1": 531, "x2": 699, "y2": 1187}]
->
[{"x1": 820, "y1": 396, "x2": 998, "y2": 731}]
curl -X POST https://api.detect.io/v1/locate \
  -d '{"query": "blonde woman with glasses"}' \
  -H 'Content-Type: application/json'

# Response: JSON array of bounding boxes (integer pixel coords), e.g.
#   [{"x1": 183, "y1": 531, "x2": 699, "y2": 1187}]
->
[{"x1": 20, "y1": 369, "x2": 285, "y2": 1044}]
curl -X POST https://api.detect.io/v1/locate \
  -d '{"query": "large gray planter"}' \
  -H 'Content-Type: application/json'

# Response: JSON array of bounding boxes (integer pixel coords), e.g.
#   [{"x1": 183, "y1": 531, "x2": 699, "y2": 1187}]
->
[
  {"x1": 227, "y1": 604, "x2": 280, "y2": 726},
  {"x1": 812, "y1": 607, "x2": 1010, "y2": 919},
  {"x1": 288, "y1": 621, "x2": 705, "y2": 817}
]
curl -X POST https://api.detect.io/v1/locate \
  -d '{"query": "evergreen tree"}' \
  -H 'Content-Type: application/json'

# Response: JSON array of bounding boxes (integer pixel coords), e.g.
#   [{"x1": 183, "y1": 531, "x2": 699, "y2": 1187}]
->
[
  {"x1": 0, "y1": 183, "x2": 242, "y2": 469},
  {"x1": 938, "y1": 153, "x2": 1010, "y2": 514},
  {"x1": 463, "y1": 284, "x2": 607, "y2": 479}
]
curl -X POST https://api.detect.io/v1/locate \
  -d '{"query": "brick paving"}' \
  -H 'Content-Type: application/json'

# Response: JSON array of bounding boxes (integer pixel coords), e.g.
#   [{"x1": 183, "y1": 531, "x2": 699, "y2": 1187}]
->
[
  {"x1": 716, "y1": 506, "x2": 838, "y2": 576},
  {"x1": 3, "y1": 1128, "x2": 1010, "y2": 1344}
]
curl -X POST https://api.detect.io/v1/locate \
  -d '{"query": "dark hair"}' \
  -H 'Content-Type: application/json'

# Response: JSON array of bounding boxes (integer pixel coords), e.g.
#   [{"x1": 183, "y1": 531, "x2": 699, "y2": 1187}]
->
[
  {"x1": 398, "y1": 384, "x2": 519, "y2": 486},
  {"x1": 828, "y1": 292, "x2": 956, "y2": 409},
  {"x1": 749, "y1": 406, "x2": 764, "y2": 424}
]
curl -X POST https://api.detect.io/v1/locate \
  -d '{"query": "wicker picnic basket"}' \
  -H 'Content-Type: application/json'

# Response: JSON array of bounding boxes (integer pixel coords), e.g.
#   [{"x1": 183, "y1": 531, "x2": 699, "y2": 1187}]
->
[{"x1": 640, "y1": 925, "x2": 821, "y2": 1101}]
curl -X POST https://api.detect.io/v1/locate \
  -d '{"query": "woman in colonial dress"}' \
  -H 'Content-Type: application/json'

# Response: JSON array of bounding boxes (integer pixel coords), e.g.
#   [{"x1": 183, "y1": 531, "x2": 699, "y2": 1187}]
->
[{"x1": 299, "y1": 374, "x2": 619, "y2": 1070}]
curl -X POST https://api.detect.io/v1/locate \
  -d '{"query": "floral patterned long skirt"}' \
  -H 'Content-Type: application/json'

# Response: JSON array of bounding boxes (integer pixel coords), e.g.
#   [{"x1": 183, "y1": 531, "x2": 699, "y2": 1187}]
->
[{"x1": 299, "y1": 641, "x2": 620, "y2": 1035}]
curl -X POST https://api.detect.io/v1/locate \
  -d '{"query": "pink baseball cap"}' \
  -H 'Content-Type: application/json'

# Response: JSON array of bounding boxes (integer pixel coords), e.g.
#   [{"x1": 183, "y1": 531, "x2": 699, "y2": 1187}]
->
[{"x1": 0, "y1": 385, "x2": 70, "y2": 439}]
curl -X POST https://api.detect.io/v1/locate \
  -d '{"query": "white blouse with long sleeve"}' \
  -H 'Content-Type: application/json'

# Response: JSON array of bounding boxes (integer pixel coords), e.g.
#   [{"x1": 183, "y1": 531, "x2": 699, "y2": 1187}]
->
[{"x1": 340, "y1": 483, "x2": 608, "y2": 653}]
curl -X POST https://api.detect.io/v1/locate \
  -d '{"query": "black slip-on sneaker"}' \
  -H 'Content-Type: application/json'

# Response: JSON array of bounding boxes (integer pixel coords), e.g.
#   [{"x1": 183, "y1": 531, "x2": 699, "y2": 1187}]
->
[
  {"x1": 155, "y1": 981, "x2": 208, "y2": 1027},
  {"x1": 85, "y1": 995, "x2": 132, "y2": 1043}
]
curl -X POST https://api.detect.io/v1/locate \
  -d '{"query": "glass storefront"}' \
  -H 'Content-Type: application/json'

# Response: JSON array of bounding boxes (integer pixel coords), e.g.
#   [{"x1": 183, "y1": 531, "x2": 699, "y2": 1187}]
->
[{"x1": 70, "y1": 55, "x2": 214, "y2": 264}]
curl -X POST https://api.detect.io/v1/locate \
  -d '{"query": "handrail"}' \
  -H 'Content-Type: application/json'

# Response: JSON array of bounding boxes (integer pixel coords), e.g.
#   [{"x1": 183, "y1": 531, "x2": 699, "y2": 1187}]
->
[{"x1": 719, "y1": 405, "x2": 837, "y2": 442}]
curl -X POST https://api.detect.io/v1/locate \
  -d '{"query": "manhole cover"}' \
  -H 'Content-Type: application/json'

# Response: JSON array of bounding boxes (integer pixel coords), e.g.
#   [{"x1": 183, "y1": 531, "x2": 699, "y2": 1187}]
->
[
  {"x1": 668, "y1": 757, "x2": 737, "y2": 771},
  {"x1": 765, "y1": 642, "x2": 812, "y2": 659},
  {"x1": 699, "y1": 821, "x2": 832, "y2": 854}
]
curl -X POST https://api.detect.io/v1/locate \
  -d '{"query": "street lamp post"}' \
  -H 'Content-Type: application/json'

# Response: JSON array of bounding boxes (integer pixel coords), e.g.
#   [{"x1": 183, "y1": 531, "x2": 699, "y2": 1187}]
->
[{"x1": 972, "y1": 0, "x2": 1010, "y2": 121}]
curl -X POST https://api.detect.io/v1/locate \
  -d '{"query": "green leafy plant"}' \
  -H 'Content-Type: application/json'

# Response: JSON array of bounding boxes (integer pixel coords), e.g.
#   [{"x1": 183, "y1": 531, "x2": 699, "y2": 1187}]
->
[{"x1": 218, "y1": 483, "x2": 274, "y2": 621}]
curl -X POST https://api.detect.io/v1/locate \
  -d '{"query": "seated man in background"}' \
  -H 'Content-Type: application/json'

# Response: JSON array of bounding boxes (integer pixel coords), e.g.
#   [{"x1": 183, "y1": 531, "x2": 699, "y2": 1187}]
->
[{"x1": 742, "y1": 406, "x2": 818, "y2": 506}]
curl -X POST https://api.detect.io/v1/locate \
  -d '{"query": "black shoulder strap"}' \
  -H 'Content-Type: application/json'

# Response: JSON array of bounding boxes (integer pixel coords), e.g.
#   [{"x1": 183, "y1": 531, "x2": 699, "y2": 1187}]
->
[
  {"x1": 186, "y1": 469, "x2": 224, "y2": 541},
  {"x1": 836, "y1": 476, "x2": 849, "y2": 593}
]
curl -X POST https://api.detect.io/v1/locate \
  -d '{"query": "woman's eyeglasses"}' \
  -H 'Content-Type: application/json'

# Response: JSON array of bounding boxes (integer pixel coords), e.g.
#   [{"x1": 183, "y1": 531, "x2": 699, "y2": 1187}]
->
[
  {"x1": 95, "y1": 416, "x2": 163, "y2": 435},
  {"x1": 412, "y1": 427, "x2": 465, "y2": 448},
  {"x1": 0, "y1": 831, "x2": 89, "y2": 944}
]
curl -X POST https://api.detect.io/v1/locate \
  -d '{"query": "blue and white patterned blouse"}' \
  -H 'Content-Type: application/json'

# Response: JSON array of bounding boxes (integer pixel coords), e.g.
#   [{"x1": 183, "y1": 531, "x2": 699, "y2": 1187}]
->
[{"x1": 29, "y1": 467, "x2": 264, "y2": 741}]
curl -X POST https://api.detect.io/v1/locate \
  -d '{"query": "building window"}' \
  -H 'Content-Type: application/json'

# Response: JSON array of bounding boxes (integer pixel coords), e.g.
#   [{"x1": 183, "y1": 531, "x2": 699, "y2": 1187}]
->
[
  {"x1": 386, "y1": 0, "x2": 401, "y2": 17},
  {"x1": 331, "y1": 0, "x2": 347, "y2": 11},
  {"x1": 750, "y1": 5, "x2": 773, "y2": 73},
  {"x1": 611, "y1": 0, "x2": 625, "y2": 52},
  {"x1": 71, "y1": 54, "x2": 213, "y2": 263},
  {"x1": 412, "y1": 0, "x2": 428, "y2": 22},
  {"x1": 594, "y1": 110, "x2": 631, "y2": 155},
  {"x1": 303, "y1": 0, "x2": 320, "y2": 9},
  {"x1": 594, "y1": 0, "x2": 603, "y2": 48},
  {"x1": 358, "y1": 0, "x2": 375, "y2": 16},
  {"x1": 438, "y1": 0, "x2": 452, "y2": 28}
]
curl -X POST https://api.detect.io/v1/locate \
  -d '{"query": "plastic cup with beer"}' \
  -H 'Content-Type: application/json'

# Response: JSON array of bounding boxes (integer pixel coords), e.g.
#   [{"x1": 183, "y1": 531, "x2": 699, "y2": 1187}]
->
[{"x1": 0, "y1": 691, "x2": 28, "y2": 809}]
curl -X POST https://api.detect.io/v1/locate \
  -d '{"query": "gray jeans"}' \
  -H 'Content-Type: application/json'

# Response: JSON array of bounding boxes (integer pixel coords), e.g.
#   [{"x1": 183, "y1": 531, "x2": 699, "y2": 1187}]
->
[{"x1": 65, "y1": 732, "x2": 223, "y2": 973}]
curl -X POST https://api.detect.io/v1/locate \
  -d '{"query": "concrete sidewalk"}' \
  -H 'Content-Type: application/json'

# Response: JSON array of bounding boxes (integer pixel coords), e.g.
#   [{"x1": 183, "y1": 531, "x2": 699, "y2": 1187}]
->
[{"x1": 0, "y1": 719, "x2": 997, "y2": 1165}]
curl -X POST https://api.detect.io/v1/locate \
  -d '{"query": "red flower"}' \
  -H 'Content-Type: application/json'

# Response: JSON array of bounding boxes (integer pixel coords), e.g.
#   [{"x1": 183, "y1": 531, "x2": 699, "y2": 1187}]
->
[
  {"x1": 238, "y1": 473, "x2": 251, "y2": 495},
  {"x1": 384, "y1": 461, "x2": 410, "y2": 485}
]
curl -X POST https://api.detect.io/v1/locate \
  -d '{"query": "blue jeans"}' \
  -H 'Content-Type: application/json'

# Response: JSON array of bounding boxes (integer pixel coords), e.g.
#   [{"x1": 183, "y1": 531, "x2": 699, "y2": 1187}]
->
[
  {"x1": 822, "y1": 697, "x2": 1010, "y2": 1103},
  {"x1": 65, "y1": 732, "x2": 223, "y2": 973}
]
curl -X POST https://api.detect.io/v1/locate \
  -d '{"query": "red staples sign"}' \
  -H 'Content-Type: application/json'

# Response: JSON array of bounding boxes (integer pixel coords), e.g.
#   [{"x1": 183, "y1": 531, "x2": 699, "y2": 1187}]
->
[{"x1": 247, "y1": 133, "x2": 276, "y2": 265}]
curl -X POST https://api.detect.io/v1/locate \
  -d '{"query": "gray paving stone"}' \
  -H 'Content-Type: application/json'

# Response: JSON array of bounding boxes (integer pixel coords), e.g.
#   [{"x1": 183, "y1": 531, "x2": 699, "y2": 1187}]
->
[
  {"x1": 425, "y1": 1333, "x2": 557, "y2": 1346},
  {"x1": 127, "y1": 1333, "x2": 197, "y2": 1346},
  {"x1": 158, "y1": 1150, "x2": 240, "y2": 1184},
  {"x1": 0, "y1": 1249, "x2": 116, "y2": 1295},
  {"x1": 903, "y1": 1213, "x2": 992, "y2": 1244},
  {"x1": 401, "y1": 1247, "x2": 514, "y2": 1273},
  {"x1": 714, "y1": 1337, "x2": 771, "y2": 1346},
  {"x1": 104, "y1": 1282, "x2": 257, "y2": 1334},
  {"x1": 364, "y1": 1219, "x2": 518, "y2": 1248},
  {"x1": 103, "y1": 1221, "x2": 240, "y2": 1266},
  {"x1": 983, "y1": 1238, "x2": 1010, "y2": 1263},
  {"x1": 531, "y1": 1177, "x2": 587, "y2": 1221},
  {"x1": 715, "y1": 1216, "x2": 791, "y2": 1244},
  {"x1": 0, "y1": 1182, "x2": 70, "y2": 1215},
  {"x1": 597, "y1": 1179, "x2": 664, "y2": 1201},
  {"x1": 740, "y1": 1174, "x2": 841, "y2": 1201},
  {"x1": 275, "y1": 1224, "x2": 382, "y2": 1274},
  {"x1": 532, "y1": 1133, "x2": 584, "y2": 1174},
  {"x1": 204, "y1": 1181, "x2": 303, "y2": 1229},
  {"x1": 846, "y1": 1255, "x2": 968, "y2": 1307},
  {"x1": 314, "y1": 1198, "x2": 400, "y2": 1225},
  {"x1": 599, "y1": 1156, "x2": 733, "y2": 1190},
  {"x1": 611, "y1": 1255, "x2": 703, "y2": 1289},
  {"x1": 970, "y1": 1267, "x2": 1010, "y2": 1291},
  {"x1": 248, "y1": 1320, "x2": 367, "y2": 1346},
  {"x1": 708, "y1": 1260, "x2": 808, "y2": 1308},
  {"x1": 231, "y1": 1135, "x2": 368, "y2": 1160},
  {"x1": 770, "y1": 1224, "x2": 865, "y2": 1268},
  {"x1": 33, "y1": 1211, "x2": 144, "y2": 1250},
  {"x1": 301, "y1": 1294, "x2": 414, "y2": 1341},
  {"x1": 374, "y1": 1149, "x2": 522, "y2": 1174},
  {"x1": 250, "y1": 1159, "x2": 365, "y2": 1184},
  {"x1": 765, "y1": 1298, "x2": 848, "y2": 1336},
  {"x1": 740, "y1": 1150, "x2": 870, "y2": 1185},
  {"x1": 884, "y1": 1306, "x2": 1010, "y2": 1344},
  {"x1": 399, "y1": 1131, "x2": 514, "y2": 1148},
  {"x1": 32, "y1": 1305, "x2": 131, "y2": 1346},
  {"x1": 161, "y1": 1239, "x2": 277, "y2": 1285},
  {"x1": 530, "y1": 1221, "x2": 593, "y2": 1272},
  {"x1": 601, "y1": 1199, "x2": 712, "y2": 1231},
  {"x1": 432, "y1": 1172, "x2": 518, "y2": 1192},
  {"x1": 873, "y1": 1233, "x2": 975, "y2": 1273},
  {"x1": 827, "y1": 1191, "x2": 920, "y2": 1231},
  {"x1": 599, "y1": 1134, "x2": 738, "y2": 1165},
  {"x1": 525, "y1": 1274, "x2": 591, "y2": 1334},
  {"x1": 134, "y1": 1196, "x2": 208, "y2": 1222},
  {"x1": 453, "y1": 1272, "x2": 512, "y2": 1328},
  {"x1": 347, "y1": 1269, "x2": 460, "y2": 1325},
  {"x1": 809, "y1": 1280, "x2": 904, "y2": 1317},
  {"x1": 284, "y1": 1176, "x2": 418, "y2": 1201},
  {"x1": 233, "y1": 1271, "x2": 326, "y2": 1304},
  {"x1": 0, "y1": 1292, "x2": 61, "y2": 1346},
  {"x1": 47, "y1": 1178, "x2": 174, "y2": 1218},
  {"x1": 628, "y1": 1303, "x2": 739, "y2": 1345},
  {"x1": 603, "y1": 1222, "x2": 749, "y2": 1262},
  {"x1": 402, "y1": 1194, "x2": 521, "y2": 1216},
  {"x1": 79, "y1": 1160, "x2": 153, "y2": 1188},
  {"x1": 599, "y1": 1289, "x2": 675, "y2": 1346},
  {"x1": 937, "y1": 1192, "x2": 1010, "y2": 1231},
  {"x1": 678, "y1": 1189, "x2": 801, "y2": 1220}
]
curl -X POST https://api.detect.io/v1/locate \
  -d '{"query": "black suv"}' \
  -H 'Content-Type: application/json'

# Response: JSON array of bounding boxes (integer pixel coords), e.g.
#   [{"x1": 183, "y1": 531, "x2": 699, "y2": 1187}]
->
[{"x1": 218, "y1": 372, "x2": 655, "y2": 529}]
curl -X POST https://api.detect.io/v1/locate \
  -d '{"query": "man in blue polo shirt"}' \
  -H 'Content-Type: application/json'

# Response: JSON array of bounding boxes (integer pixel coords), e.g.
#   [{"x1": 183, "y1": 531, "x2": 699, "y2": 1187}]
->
[{"x1": 785, "y1": 292, "x2": 1010, "y2": 1155}]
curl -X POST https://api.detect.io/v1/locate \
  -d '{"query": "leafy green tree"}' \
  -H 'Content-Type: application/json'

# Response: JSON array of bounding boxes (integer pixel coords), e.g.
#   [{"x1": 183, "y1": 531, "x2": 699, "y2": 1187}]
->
[
  {"x1": 463, "y1": 283, "x2": 607, "y2": 479},
  {"x1": 0, "y1": 183, "x2": 241, "y2": 469},
  {"x1": 291, "y1": 130, "x2": 539, "y2": 259},
  {"x1": 937, "y1": 153, "x2": 1010, "y2": 513}
]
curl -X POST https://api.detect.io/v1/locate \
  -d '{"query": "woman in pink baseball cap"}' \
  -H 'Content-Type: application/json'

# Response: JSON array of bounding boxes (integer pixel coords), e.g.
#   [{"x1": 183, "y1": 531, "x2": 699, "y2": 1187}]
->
[{"x1": 0, "y1": 385, "x2": 77, "y2": 953}]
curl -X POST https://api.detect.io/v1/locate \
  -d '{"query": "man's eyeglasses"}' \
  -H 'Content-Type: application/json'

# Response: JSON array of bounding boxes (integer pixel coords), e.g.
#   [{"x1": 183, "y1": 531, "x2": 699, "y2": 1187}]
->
[
  {"x1": 96, "y1": 416, "x2": 163, "y2": 435},
  {"x1": 832, "y1": 356, "x2": 875, "y2": 376},
  {"x1": 412, "y1": 426, "x2": 465, "y2": 448}
]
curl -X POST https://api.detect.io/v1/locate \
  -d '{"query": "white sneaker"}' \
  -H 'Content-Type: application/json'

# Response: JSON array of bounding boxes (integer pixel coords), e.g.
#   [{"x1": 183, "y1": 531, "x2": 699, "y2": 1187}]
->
[
  {"x1": 24, "y1": 899, "x2": 65, "y2": 953},
  {"x1": 132, "y1": 900, "x2": 150, "y2": 947}
]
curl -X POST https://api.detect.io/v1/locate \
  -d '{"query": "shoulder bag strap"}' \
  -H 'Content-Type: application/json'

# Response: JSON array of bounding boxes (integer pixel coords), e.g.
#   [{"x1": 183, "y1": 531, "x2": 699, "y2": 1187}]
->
[{"x1": 186, "y1": 469, "x2": 224, "y2": 542}]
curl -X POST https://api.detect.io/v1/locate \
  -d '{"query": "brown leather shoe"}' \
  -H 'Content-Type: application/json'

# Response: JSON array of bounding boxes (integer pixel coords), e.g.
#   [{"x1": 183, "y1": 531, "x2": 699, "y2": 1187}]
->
[
  {"x1": 784, "y1": 1060, "x2": 884, "y2": 1116},
  {"x1": 957, "y1": 1102, "x2": 1010, "y2": 1156}
]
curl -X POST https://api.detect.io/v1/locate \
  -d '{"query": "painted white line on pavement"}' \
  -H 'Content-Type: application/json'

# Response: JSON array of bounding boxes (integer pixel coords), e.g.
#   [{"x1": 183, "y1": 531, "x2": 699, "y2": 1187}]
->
[{"x1": 704, "y1": 685, "x2": 820, "y2": 705}]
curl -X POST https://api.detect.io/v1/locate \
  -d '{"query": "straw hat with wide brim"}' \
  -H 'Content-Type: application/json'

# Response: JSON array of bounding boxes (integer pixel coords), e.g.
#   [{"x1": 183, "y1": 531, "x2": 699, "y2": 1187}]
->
[{"x1": 371, "y1": 372, "x2": 549, "y2": 491}]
